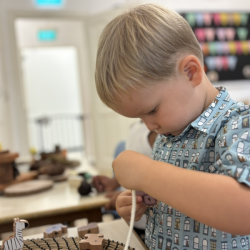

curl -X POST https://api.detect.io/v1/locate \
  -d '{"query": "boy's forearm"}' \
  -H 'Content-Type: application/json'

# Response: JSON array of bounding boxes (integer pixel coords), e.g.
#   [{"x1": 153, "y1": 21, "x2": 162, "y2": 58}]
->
[{"x1": 141, "y1": 160, "x2": 250, "y2": 235}]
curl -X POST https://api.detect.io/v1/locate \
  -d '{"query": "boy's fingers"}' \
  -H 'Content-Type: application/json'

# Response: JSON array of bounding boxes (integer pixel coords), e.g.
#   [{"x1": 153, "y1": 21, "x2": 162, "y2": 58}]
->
[
  {"x1": 118, "y1": 206, "x2": 133, "y2": 221},
  {"x1": 118, "y1": 202, "x2": 146, "y2": 216},
  {"x1": 135, "y1": 205, "x2": 147, "y2": 221},
  {"x1": 117, "y1": 196, "x2": 144, "y2": 207},
  {"x1": 136, "y1": 196, "x2": 143, "y2": 202},
  {"x1": 117, "y1": 196, "x2": 134, "y2": 207},
  {"x1": 119, "y1": 190, "x2": 144, "y2": 201},
  {"x1": 136, "y1": 203, "x2": 146, "y2": 214},
  {"x1": 120, "y1": 190, "x2": 132, "y2": 196}
]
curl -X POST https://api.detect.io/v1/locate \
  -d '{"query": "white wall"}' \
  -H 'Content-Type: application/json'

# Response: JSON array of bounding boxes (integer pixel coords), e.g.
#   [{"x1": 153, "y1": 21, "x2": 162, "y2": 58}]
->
[{"x1": 0, "y1": 25, "x2": 11, "y2": 150}]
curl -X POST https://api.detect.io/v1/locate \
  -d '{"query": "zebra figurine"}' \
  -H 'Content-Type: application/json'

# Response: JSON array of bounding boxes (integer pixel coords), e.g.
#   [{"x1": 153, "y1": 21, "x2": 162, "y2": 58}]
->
[{"x1": 2, "y1": 218, "x2": 29, "y2": 250}]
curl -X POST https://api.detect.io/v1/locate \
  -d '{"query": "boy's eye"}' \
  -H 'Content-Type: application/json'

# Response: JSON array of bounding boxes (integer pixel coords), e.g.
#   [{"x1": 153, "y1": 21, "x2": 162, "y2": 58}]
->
[{"x1": 148, "y1": 107, "x2": 158, "y2": 115}]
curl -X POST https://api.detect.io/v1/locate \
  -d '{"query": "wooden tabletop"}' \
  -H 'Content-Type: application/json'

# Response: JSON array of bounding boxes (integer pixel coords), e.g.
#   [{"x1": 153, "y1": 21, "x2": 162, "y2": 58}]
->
[
  {"x1": 0, "y1": 181, "x2": 109, "y2": 224},
  {"x1": 0, "y1": 156, "x2": 109, "y2": 225}
]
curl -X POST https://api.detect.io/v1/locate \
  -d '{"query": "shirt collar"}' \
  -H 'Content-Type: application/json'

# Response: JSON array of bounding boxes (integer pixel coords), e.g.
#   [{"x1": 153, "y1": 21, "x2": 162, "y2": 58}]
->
[
  {"x1": 190, "y1": 86, "x2": 235, "y2": 134},
  {"x1": 162, "y1": 86, "x2": 235, "y2": 142}
]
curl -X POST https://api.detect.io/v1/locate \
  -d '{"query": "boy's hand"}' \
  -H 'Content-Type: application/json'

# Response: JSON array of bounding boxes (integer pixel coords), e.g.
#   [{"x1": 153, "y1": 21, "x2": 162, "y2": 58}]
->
[
  {"x1": 92, "y1": 175, "x2": 120, "y2": 192},
  {"x1": 116, "y1": 190, "x2": 147, "y2": 221},
  {"x1": 112, "y1": 150, "x2": 152, "y2": 191}
]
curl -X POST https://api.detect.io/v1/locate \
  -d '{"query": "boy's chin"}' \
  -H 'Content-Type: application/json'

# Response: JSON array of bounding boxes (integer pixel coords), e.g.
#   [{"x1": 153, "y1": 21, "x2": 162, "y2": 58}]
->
[{"x1": 163, "y1": 133, "x2": 171, "y2": 136}]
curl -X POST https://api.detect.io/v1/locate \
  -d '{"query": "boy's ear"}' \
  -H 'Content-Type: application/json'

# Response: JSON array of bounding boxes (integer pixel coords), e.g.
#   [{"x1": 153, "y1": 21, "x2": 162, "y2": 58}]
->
[{"x1": 179, "y1": 55, "x2": 203, "y2": 86}]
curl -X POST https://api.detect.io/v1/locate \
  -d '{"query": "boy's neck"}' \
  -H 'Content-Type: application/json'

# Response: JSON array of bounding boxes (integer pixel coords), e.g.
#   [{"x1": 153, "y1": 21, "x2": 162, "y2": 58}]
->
[{"x1": 202, "y1": 75, "x2": 219, "y2": 113}]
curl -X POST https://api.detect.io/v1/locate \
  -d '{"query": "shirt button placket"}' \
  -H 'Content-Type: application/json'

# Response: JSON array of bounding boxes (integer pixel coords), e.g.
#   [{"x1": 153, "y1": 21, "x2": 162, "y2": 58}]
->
[{"x1": 166, "y1": 141, "x2": 174, "y2": 163}]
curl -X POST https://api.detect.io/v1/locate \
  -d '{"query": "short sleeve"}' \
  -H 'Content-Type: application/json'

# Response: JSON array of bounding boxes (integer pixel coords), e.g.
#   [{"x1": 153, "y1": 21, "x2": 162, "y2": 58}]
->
[{"x1": 214, "y1": 113, "x2": 250, "y2": 186}]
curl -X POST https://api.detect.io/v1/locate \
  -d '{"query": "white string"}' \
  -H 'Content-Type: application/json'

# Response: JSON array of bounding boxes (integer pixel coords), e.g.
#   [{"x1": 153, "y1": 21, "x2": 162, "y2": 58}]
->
[{"x1": 124, "y1": 190, "x2": 136, "y2": 250}]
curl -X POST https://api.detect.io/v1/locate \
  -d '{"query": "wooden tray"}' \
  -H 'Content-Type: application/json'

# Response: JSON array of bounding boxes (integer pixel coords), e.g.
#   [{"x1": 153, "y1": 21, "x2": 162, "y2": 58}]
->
[
  {"x1": 3, "y1": 179, "x2": 53, "y2": 197},
  {"x1": 0, "y1": 171, "x2": 39, "y2": 192}
]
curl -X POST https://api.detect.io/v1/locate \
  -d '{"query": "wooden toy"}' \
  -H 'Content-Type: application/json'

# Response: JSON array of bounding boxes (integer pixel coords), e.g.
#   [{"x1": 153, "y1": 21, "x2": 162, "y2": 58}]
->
[
  {"x1": 136, "y1": 191, "x2": 157, "y2": 206},
  {"x1": 0, "y1": 151, "x2": 19, "y2": 184},
  {"x1": 38, "y1": 163, "x2": 65, "y2": 176},
  {"x1": 44, "y1": 223, "x2": 68, "y2": 238},
  {"x1": 78, "y1": 223, "x2": 99, "y2": 237},
  {"x1": 30, "y1": 159, "x2": 51, "y2": 171},
  {"x1": 29, "y1": 145, "x2": 79, "y2": 177},
  {"x1": 0, "y1": 150, "x2": 37, "y2": 192},
  {"x1": 79, "y1": 234, "x2": 104, "y2": 250},
  {"x1": 40, "y1": 145, "x2": 80, "y2": 168},
  {"x1": 2, "y1": 218, "x2": 29, "y2": 250}
]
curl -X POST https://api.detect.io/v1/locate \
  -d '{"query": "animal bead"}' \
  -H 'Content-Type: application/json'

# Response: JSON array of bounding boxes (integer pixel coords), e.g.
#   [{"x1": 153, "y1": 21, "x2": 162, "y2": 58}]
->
[
  {"x1": 136, "y1": 191, "x2": 157, "y2": 206},
  {"x1": 2, "y1": 218, "x2": 29, "y2": 250},
  {"x1": 78, "y1": 223, "x2": 99, "y2": 237},
  {"x1": 79, "y1": 234, "x2": 104, "y2": 250},
  {"x1": 44, "y1": 224, "x2": 68, "y2": 238}
]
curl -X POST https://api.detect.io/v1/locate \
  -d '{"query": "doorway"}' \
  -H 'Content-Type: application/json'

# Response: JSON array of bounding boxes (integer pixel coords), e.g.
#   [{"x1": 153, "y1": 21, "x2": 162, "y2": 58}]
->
[
  {"x1": 15, "y1": 18, "x2": 88, "y2": 155},
  {"x1": 20, "y1": 46, "x2": 83, "y2": 153}
]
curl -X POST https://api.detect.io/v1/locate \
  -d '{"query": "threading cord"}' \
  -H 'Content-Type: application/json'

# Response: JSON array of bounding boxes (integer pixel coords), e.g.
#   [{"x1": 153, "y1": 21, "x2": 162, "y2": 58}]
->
[{"x1": 124, "y1": 190, "x2": 136, "y2": 250}]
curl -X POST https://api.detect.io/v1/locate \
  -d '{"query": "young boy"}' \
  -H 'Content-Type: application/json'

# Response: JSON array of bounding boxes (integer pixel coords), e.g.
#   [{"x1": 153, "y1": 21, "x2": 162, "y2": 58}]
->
[{"x1": 95, "y1": 3, "x2": 250, "y2": 250}]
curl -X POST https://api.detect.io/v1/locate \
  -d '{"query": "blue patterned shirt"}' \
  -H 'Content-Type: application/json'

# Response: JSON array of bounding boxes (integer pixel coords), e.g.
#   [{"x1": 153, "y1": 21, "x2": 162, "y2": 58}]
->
[{"x1": 145, "y1": 86, "x2": 250, "y2": 250}]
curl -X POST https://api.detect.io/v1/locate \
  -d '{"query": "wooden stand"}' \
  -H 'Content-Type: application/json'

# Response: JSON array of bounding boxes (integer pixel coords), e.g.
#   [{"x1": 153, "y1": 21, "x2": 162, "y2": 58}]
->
[{"x1": 0, "y1": 151, "x2": 18, "y2": 184}]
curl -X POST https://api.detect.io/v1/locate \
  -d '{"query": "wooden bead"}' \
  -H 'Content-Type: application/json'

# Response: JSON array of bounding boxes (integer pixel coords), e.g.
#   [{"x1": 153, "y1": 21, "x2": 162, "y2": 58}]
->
[
  {"x1": 79, "y1": 234, "x2": 104, "y2": 250},
  {"x1": 44, "y1": 223, "x2": 68, "y2": 238},
  {"x1": 136, "y1": 191, "x2": 157, "y2": 206},
  {"x1": 78, "y1": 223, "x2": 99, "y2": 237}
]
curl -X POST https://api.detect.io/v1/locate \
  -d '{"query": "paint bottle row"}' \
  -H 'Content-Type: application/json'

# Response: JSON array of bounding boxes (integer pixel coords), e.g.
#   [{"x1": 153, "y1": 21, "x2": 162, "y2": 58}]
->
[
  {"x1": 200, "y1": 40, "x2": 250, "y2": 56},
  {"x1": 195, "y1": 27, "x2": 248, "y2": 42},
  {"x1": 205, "y1": 56, "x2": 237, "y2": 71},
  {"x1": 185, "y1": 13, "x2": 249, "y2": 27}
]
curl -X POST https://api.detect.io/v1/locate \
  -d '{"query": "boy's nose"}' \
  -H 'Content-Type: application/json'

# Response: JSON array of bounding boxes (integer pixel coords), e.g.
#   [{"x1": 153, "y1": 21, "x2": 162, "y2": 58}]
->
[{"x1": 143, "y1": 121, "x2": 160, "y2": 132}]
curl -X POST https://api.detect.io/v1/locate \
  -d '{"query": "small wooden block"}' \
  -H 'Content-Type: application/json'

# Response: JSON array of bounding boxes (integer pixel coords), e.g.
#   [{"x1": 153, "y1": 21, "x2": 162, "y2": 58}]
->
[
  {"x1": 78, "y1": 223, "x2": 99, "y2": 237},
  {"x1": 136, "y1": 190, "x2": 157, "y2": 206},
  {"x1": 44, "y1": 224, "x2": 68, "y2": 238},
  {"x1": 79, "y1": 234, "x2": 104, "y2": 250}
]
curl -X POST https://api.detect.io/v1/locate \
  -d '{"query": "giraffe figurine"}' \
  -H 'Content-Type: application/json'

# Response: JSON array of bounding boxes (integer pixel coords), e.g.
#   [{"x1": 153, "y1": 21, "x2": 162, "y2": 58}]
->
[{"x1": 2, "y1": 218, "x2": 29, "y2": 250}]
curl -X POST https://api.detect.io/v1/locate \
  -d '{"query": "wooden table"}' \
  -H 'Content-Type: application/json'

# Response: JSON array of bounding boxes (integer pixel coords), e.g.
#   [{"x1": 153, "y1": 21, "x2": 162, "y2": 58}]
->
[
  {"x1": 0, "y1": 219, "x2": 147, "y2": 249},
  {"x1": 0, "y1": 181, "x2": 109, "y2": 235}
]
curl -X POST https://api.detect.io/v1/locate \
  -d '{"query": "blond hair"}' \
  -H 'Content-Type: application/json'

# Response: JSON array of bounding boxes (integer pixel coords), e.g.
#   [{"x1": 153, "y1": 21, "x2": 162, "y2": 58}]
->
[{"x1": 95, "y1": 4, "x2": 203, "y2": 109}]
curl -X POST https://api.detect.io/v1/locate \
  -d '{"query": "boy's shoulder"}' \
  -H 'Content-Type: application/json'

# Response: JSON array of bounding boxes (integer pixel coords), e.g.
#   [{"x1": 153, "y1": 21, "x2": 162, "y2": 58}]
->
[{"x1": 214, "y1": 101, "x2": 250, "y2": 138}]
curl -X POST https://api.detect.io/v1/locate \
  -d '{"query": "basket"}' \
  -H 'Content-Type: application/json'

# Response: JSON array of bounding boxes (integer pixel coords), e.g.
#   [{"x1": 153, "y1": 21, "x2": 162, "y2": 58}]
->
[{"x1": 22, "y1": 237, "x2": 135, "y2": 250}]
